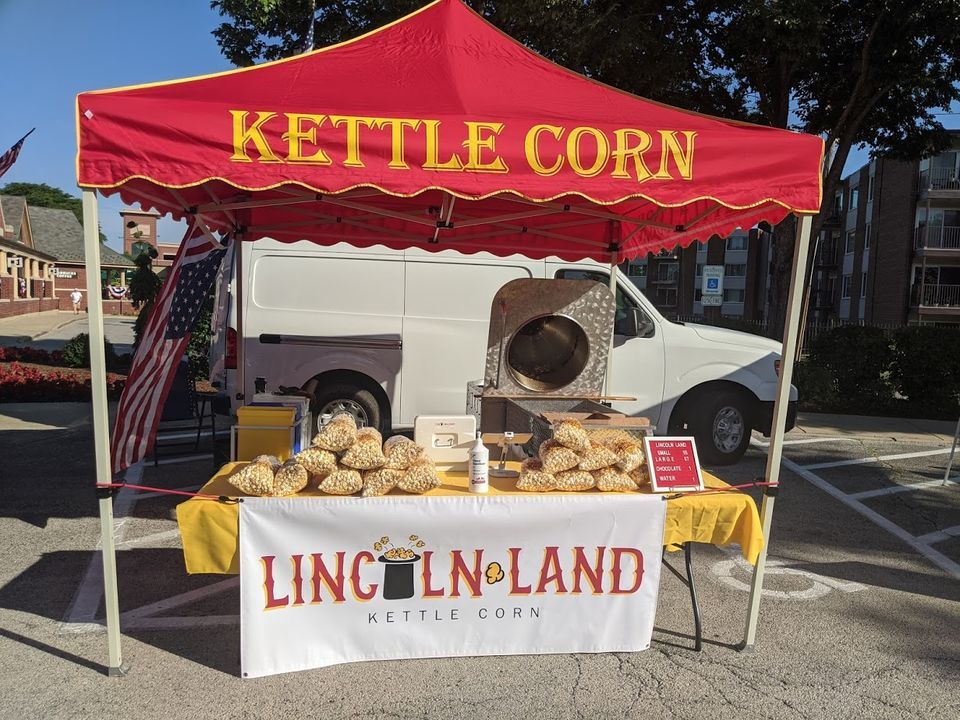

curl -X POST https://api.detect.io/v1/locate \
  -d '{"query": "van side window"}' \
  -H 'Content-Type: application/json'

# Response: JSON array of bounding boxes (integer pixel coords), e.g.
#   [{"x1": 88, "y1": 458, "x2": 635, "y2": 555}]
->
[{"x1": 553, "y1": 268, "x2": 651, "y2": 336}]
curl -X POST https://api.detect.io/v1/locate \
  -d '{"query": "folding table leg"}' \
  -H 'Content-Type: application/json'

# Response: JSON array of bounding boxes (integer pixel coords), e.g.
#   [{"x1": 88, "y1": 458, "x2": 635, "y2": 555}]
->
[{"x1": 684, "y1": 543, "x2": 703, "y2": 652}]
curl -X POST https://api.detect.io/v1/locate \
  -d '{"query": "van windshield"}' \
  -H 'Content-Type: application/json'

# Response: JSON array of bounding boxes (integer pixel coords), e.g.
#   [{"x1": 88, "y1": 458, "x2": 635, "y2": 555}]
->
[{"x1": 553, "y1": 268, "x2": 654, "y2": 333}]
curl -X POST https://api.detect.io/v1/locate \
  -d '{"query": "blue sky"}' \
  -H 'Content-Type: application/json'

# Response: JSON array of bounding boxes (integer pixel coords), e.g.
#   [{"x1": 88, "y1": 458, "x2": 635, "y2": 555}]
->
[
  {"x1": 0, "y1": 0, "x2": 956, "y2": 254},
  {"x1": 0, "y1": 0, "x2": 231, "y2": 251}
]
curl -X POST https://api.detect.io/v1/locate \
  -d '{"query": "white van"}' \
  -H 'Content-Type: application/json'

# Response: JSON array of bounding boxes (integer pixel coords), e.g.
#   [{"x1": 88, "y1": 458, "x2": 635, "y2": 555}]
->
[{"x1": 209, "y1": 239, "x2": 796, "y2": 465}]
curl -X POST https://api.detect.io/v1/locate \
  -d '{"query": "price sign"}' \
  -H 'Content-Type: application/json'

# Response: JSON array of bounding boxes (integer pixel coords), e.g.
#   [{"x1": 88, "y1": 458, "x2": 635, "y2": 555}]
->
[{"x1": 643, "y1": 436, "x2": 703, "y2": 492}]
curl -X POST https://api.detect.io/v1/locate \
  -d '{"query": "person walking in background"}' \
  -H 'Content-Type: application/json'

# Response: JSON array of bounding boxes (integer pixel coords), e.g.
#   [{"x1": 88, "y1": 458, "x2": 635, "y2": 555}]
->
[{"x1": 70, "y1": 288, "x2": 83, "y2": 315}]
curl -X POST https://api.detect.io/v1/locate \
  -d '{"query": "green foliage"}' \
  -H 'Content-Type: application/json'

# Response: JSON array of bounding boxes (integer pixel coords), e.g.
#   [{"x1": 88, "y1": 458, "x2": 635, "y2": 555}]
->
[
  {"x1": 792, "y1": 360, "x2": 837, "y2": 412},
  {"x1": 186, "y1": 299, "x2": 214, "y2": 381},
  {"x1": 808, "y1": 326, "x2": 893, "y2": 409},
  {"x1": 128, "y1": 247, "x2": 162, "y2": 346},
  {"x1": 0, "y1": 182, "x2": 109, "y2": 242},
  {"x1": 890, "y1": 326, "x2": 960, "y2": 418},
  {"x1": 62, "y1": 333, "x2": 118, "y2": 371}
]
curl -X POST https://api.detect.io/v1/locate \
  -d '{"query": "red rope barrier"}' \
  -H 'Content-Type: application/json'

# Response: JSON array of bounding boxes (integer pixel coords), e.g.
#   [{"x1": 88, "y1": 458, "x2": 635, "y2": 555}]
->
[{"x1": 95, "y1": 482, "x2": 228, "y2": 501}]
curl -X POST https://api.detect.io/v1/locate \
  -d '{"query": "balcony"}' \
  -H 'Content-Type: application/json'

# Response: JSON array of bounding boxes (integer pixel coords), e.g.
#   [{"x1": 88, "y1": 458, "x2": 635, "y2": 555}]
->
[
  {"x1": 815, "y1": 243, "x2": 838, "y2": 266},
  {"x1": 912, "y1": 283, "x2": 960, "y2": 309},
  {"x1": 914, "y1": 225, "x2": 960, "y2": 251},
  {"x1": 820, "y1": 206, "x2": 842, "y2": 227},
  {"x1": 919, "y1": 167, "x2": 960, "y2": 198}
]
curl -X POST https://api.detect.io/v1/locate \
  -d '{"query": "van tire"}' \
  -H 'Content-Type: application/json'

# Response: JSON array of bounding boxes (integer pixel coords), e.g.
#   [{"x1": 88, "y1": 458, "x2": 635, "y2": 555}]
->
[
  {"x1": 311, "y1": 383, "x2": 383, "y2": 434},
  {"x1": 690, "y1": 389, "x2": 752, "y2": 466}
]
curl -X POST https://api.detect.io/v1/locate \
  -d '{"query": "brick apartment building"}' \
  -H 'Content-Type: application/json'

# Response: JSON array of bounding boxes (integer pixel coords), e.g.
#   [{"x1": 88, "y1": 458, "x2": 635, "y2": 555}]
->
[
  {"x1": 623, "y1": 228, "x2": 771, "y2": 322},
  {"x1": 0, "y1": 195, "x2": 134, "y2": 318},
  {"x1": 810, "y1": 132, "x2": 960, "y2": 328},
  {"x1": 121, "y1": 208, "x2": 179, "y2": 271}
]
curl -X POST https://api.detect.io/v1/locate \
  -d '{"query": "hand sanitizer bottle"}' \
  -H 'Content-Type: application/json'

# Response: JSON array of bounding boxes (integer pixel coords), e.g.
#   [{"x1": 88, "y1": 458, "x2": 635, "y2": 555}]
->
[{"x1": 469, "y1": 434, "x2": 489, "y2": 493}]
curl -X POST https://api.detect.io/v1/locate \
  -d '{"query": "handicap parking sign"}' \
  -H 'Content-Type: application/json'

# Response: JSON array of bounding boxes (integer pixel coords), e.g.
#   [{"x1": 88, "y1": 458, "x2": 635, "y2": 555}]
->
[{"x1": 706, "y1": 278, "x2": 719, "y2": 290}]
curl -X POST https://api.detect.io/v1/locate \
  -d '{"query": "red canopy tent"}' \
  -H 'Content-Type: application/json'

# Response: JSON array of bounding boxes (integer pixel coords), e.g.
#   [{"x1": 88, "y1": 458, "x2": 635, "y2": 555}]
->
[{"x1": 76, "y1": 0, "x2": 822, "y2": 673}]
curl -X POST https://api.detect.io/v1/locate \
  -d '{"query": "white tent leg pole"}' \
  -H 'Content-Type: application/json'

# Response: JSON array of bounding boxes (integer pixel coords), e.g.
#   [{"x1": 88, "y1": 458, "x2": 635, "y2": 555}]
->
[
  {"x1": 741, "y1": 214, "x2": 813, "y2": 652},
  {"x1": 82, "y1": 190, "x2": 126, "y2": 675},
  {"x1": 234, "y1": 234, "x2": 246, "y2": 403},
  {"x1": 605, "y1": 256, "x2": 618, "y2": 397}
]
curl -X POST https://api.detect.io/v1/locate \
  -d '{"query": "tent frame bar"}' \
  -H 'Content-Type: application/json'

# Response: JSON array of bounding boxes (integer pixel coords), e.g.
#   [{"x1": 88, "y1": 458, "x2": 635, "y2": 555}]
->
[{"x1": 740, "y1": 213, "x2": 813, "y2": 650}]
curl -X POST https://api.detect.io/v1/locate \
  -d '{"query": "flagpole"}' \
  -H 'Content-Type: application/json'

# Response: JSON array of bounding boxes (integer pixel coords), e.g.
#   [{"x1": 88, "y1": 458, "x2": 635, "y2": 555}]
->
[{"x1": 82, "y1": 189, "x2": 126, "y2": 675}]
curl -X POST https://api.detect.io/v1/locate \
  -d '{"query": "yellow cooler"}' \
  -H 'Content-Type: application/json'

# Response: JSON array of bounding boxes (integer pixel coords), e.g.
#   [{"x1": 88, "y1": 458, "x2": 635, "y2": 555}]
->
[{"x1": 235, "y1": 406, "x2": 297, "y2": 461}]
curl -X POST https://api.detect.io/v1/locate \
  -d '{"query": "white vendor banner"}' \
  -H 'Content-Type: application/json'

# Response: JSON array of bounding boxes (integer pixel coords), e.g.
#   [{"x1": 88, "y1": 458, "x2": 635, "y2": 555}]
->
[{"x1": 240, "y1": 494, "x2": 667, "y2": 678}]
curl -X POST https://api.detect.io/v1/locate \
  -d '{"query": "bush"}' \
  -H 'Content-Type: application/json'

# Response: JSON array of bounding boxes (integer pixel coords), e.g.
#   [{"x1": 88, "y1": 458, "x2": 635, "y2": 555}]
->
[
  {"x1": 793, "y1": 360, "x2": 836, "y2": 411},
  {"x1": 0, "y1": 346, "x2": 64, "y2": 365},
  {"x1": 890, "y1": 326, "x2": 960, "y2": 418},
  {"x1": 62, "y1": 333, "x2": 119, "y2": 371},
  {"x1": 808, "y1": 326, "x2": 893, "y2": 412}
]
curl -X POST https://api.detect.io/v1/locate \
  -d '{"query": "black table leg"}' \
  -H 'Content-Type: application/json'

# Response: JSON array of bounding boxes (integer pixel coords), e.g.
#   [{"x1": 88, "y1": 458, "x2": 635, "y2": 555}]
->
[
  {"x1": 684, "y1": 542, "x2": 703, "y2": 652},
  {"x1": 660, "y1": 543, "x2": 703, "y2": 652}
]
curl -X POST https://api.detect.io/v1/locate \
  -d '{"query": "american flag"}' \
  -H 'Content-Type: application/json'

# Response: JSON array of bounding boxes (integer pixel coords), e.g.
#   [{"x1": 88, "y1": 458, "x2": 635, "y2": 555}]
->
[
  {"x1": 0, "y1": 129, "x2": 34, "y2": 180},
  {"x1": 110, "y1": 222, "x2": 228, "y2": 473}
]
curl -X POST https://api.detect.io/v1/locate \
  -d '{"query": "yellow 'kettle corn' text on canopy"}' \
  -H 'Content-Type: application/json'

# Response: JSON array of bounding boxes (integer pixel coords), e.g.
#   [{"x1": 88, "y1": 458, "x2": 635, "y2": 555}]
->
[{"x1": 229, "y1": 111, "x2": 697, "y2": 183}]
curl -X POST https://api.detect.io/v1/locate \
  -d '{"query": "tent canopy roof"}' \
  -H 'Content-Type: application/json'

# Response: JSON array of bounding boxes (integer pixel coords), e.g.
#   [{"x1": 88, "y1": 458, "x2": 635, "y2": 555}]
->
[{"x1": 76, "y1": 0, "x2": 823, "y2": 262}]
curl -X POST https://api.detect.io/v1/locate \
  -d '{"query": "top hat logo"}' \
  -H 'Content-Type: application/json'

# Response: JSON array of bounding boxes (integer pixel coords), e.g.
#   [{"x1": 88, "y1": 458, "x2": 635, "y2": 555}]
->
[{"x1": 374, "y1": 535, "x2": 426, "y2": 600}]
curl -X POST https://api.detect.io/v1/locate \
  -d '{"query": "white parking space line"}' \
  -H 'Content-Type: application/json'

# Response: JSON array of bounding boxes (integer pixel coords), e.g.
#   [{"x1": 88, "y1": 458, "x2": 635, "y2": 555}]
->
[
  {"x1": 781, "y1": 455, "x2": 960, "y2": 580},
  {"x1": 752, "y1": 436, "x2": 856, "y2": 447},
  {"x1": 121, "y1": 578, "x2": 238, "y2": 621},
  {"x1": 116, "y1": 529, "x2": 182, "y2": 548},
  {"x1": 849, "y1": 477, "x2": 958, "y2": 500},
  {"x1": 802, "y1": 447, "x2": 953, "y2": 471},
  {"x1": 914, "y1": 525, "x2": 960, "y2": 545},
  {"x1": 61, "y1": 464, "x2": 144, "y2": 629}
]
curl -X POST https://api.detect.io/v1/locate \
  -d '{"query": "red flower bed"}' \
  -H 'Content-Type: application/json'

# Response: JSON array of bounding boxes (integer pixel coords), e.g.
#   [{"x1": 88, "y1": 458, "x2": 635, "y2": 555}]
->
[
  {"x1": 0, "y1": 346, "x2": 65, "y2": 364},
  {"x1": 0, "y1": 362, "x2": 126, "y2": 402}
]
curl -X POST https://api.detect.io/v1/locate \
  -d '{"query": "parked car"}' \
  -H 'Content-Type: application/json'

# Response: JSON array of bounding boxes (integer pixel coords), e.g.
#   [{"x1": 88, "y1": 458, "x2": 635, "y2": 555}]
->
[{"x1": 209, "y1": 239, "x2": 796, "y2": 464}]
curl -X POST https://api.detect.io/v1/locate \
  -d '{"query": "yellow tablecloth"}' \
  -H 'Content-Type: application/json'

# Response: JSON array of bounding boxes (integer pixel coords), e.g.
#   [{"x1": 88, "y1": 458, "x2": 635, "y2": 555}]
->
[{"x1": 176, "y1": 462, "x2": 764, "y2": 575}]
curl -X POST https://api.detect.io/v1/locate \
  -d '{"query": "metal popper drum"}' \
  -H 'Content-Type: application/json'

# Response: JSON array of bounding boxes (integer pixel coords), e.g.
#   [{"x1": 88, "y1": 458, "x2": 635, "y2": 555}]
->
[{"x1": 480, "y1": 279, "x2": 617, "y2": 443}]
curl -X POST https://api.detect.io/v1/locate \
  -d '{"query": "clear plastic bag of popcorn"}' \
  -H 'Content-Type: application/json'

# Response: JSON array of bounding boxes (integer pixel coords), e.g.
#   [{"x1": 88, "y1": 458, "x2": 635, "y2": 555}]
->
[
  {"x1": 228, "y1": 457, "x2": 278, "y2": 496},
  {"x1": 516, "y1": 457, "x2": 556, "y2": 492},
  {"x1": 587, "y1": 428, "x2": 635, "y2": 446},
  {"x1": 629, "y1": 466, "x2": 651, "y2": 488},
  {"x1": 553, "y1": 469, "x2": 596, "y2": 491},
  {"x1": 552, "y1": 418, "x2": 590, "y2": 453},
  {"x1": 577, "y1": 440, "x2": 619, "y2": 471},
  {"x1": 356, "y1": 426, "x2": 383, "y2": 446},
  {"x1": 399, "y1": 459, "x2": 441, "y2": 494},
  {"x1": 593, "y1": 466, "x2": 638, "y2": 492},
  {"x1": 273, "y1": 459, "x2": 309, "y2": 496},
  {"x1": 361, "y1": 468, "x2": 404, "y2": 497},
  {"x1": 312, "y1": 412, "x2": 358, "y2": 451},
  {"x1": 319, "y1": 465, "x2": 363, "y2": 495},
  {"x1": 539, "y1": 439, "x2": 581, "y2": 474},
  {"x1": 611, "y1": 440, "x2": 645, "y2": 473},
  {"x1": 293, "y1": 447, "x2": 337, "y2": 477},
  {"x1": 340, "y1": 433, "x2": 386, "y2": 470},
  {"x1": 382, "y1": 435, "x2": 426, "y2": 470}
]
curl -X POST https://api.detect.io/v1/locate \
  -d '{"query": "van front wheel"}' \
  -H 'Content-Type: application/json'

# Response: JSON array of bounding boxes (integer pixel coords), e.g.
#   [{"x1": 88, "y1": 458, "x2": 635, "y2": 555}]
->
[
  {"x1": 691, "y1": 390, "x2": 752, "y2": 466},
  {"x1": 312, "y1": 383, "x2": 381, "y2": 433}
]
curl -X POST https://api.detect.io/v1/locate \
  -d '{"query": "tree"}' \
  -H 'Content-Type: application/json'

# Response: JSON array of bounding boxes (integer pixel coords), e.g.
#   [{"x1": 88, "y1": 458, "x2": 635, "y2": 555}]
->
[
  {"x1": 0, "y1": 181, "x2": 110, "y2": 243},
  {"x1": 128, "y1": 243, "x2": 162, "y2": 345},
  {"x1": 210, "y1": 1, "x2": 960, "y2": 336},
  {"x1": 702, "y1": 0, "x2": 960, "y2": 337}
]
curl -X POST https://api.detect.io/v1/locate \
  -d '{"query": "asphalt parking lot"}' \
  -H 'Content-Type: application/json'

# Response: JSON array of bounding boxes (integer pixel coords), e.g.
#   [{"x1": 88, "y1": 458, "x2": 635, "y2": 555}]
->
[{"x1": 0, "y1": 404, "x2": 957, "y2": 719}]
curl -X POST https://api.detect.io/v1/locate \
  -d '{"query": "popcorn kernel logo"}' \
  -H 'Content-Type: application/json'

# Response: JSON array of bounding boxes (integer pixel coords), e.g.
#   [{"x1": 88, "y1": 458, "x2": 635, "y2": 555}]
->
[{"x1": 485, "y1": 562, "x2": 505, "y2": 584}]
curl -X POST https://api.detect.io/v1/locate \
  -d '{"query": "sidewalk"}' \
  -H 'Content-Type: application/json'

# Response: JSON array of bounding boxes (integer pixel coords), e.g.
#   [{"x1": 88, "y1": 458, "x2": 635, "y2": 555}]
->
[
  {"x1": 794, "y1": 411, "x2": 958, "y2": 444},
  {"x1": 0, "y1": 311, "x2": 135, "y2": 352},
  {"x1": 0, "y1": 311, "x2": 79, "y2": 343}
]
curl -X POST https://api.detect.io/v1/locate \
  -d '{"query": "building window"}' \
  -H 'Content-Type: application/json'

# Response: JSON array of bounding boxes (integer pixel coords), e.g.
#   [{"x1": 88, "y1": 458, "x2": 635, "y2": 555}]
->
[
  {"x1": 655, "y1": 288, "x2": 677, "y2": 307},
  {"x1": 841, "y1": 274, "x2": 853, "y2": 299},
  {"x1": 695, "y1": 263, "x2": 703, "y2": 278},
  {"x1": 849, "y1": 186, "x2": 859, "y2": 210},
  {"x1": 694, "y1": 288, "x2": 702, "y2": 301},
  {"x1": 724, "y1": 263, "x2": 747, "y2": 277},
  {"x1": 860, "y1": 271, "x2": 867, "y2": 298},
  {"x1": 864, "y1": 223, "x2": 871, "y2": 250},
  {"x1": 867, "y1": 175, "x2": 875, "y2": 201},
  {"x1": 723, "y1": 288, "x2": 745, "y2": 303},
  {"x1": 845, "y1": 231, "x2": 856, "y2": 254},
  {"x1": 652, "y1": 262, "x2": 679, "y2": 283},
  {"x1": 726, "y1": 235, "x2": 748, "y2": 251},
  {"x1": 626, "y1": 263, "x2": 647, "y2": 277}
]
